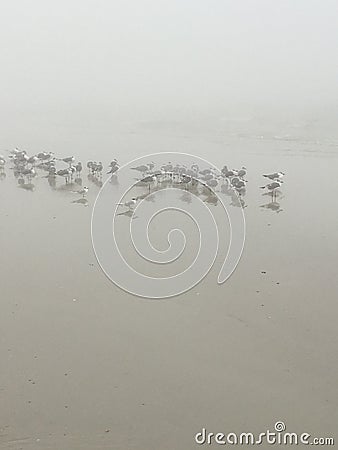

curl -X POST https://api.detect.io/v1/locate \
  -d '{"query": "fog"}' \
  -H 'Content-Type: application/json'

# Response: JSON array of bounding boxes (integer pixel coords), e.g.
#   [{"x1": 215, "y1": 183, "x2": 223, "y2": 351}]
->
[{"x1": 1, "y1": 0, "x2": 337, "y2": 125}]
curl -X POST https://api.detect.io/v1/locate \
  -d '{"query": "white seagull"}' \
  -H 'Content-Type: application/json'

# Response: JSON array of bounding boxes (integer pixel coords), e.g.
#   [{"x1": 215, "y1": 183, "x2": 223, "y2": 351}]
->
[
  {"x1": 117, "y1": 197, "x2": 138, "y2": 210},
  {"x1": 263, "y1": 171, "x2": 285, "y2": 181},
  {"x1": 260, "y1": 180, "x2": 283, "y2": 198}
]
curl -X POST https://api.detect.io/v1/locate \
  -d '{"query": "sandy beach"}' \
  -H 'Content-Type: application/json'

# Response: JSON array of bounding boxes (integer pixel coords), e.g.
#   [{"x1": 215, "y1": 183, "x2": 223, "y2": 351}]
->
[{"x1": 0, "y1": 118, "x2": 337, "y2": 449}]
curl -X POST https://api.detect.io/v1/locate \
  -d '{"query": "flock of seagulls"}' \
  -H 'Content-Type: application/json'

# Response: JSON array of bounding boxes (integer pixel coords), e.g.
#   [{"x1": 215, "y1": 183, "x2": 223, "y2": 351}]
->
[
  {"x1": 0, "y1": 149, "x2": 285, "y2": 213},
  {"x1": 118, "y1": 161, "x2": 285, "y2": 213}
]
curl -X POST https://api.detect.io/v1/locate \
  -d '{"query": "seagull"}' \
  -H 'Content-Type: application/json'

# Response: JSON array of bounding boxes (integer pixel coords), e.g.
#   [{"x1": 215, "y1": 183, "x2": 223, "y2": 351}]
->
[
  {"x1": 117, "y1": 197, "x2": 137, "y2": 210},
  {"x1": 69, "y1": 165, "x2": 76, "y2": 179},
  {"x1": 140, "y1": 175, "x2": 156, "y2": 191},
  {"x1": 18, "y1": 167, "x2": 36, "y2": 179},
  {"x1": 231, "y1": 177, "x2": 247, "y2": 195},
  {"x1": 109, "y1": 159, "x2": 118, "y2": 167},
  {"x1": 237, "y1": 167, "x2": 247, "y2": 178},
  {"x1": 131, "y1": 164, "x2": 150, "y2": 176},
  {"x1": 179, "y1": 174, "x2": 192, "y2": 190},
  {"x1": 47, "y1": 167, "x2": 57, "y2": 176},
  {"x1": 161, "y1": 162, "x2": 173, "y2": 172},
  {"x1": 221, "y1": 165, "x2": 238, "y2": 181},
  {"x1": 10, "y1": 149, "x2": 27, "y2": 158},
  {"x1": 58, "y1": 156, "x2": 75, "y2": 166},
  {"x1": 260, "y1": 180, "x2": 283, "y2": 198},
  {"x1": 75, "y1": 162, "x2": 82, "y2": 176},
  {"x1": 38, "y1": 151, "x2": 54, "y2": 161},
  {"x1": 199, "y1": 168, "x2": 213, "y2": 176},
  {"x1": 206, "y1": 178, "x2": 219, "y2": 189},
  {"x1": 56, "y1": 168, "x2": 72, "y2": 183},
  {"x1": 11, "y1": 152, "x2": 29, "y2": 163},
  {"x1": 95, "y1": 162, "x2": 103, "y2": 177},
  {"x1": 263, "y1": 171, "x2": 285, "y2": 181},
  {"x1": 75, "y1": 186, "x2": 89, "y2": 197},
  {"x1": 107, "y1": 164, "x2": 119, "y2": 175},
  {"x1": 27, "y1": 155, "x2": 39, "y2": 165},
  {"x1": 231, "y1": 177, "x2": 247, "y2": 189}
]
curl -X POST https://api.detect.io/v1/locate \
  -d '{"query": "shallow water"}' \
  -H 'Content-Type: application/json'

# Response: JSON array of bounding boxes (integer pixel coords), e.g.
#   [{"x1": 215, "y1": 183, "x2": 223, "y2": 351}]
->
[{"x1": 1, "y1": 121, "x2": 338, "y2": 449}]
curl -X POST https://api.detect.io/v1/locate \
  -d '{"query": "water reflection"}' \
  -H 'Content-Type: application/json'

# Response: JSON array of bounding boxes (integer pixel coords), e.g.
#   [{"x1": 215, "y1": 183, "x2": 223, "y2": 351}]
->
[
  {"x1": 87, "y1": 174, "x2": 103, "y2": 188},
  {"x1": 72, "y1": 198, "x2": 89, "y2": 207},
  {"x1": 203, "y1": 192, "x2": 218, "y2": 206},
  {"x1": 18, "y1": 182, "x2": 35, "y2": 191},
  {"x1": 109, "y1": 174, "x2": 119, "y2": 186},
  {"x1": 180, "y1": 191, "x2": 192, "y2": 204},
  {"x1": 260, "y1": 200, "x2": 283, "y2": 213},
  {"x1": 56, "y1": 183, "x2": 77, "y2": 192},
  {"x1": 47, "y1": 175, "x2": 57, "y2": 190},
  {"x1": 116, "y1": 210, "x2": 138, "y2": 219},
  {"x1": 221, "y1": 183, "x2": 247, "y2": 208}
]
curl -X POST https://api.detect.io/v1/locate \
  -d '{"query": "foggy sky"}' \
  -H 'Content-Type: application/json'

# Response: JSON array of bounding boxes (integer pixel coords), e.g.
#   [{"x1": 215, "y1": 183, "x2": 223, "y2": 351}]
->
[{"x1": 1, "y1": 0, "x2": 337, "y2": 119}]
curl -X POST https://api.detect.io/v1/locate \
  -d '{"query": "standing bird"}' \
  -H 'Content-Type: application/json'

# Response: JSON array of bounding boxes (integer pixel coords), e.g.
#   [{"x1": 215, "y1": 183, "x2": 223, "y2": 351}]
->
[
  {"x1": 237, "y1": 166, "x2": 247, "y2": 178},
  {"x1": 56, "y1": 168, "x2": 72, "y2": 183},
  {"x1": 27, "y1": 155, "x2": 39, "y2": 166},
  {"x1": 206, "y1": 178, "x2": 219, "y2": 189},
  {"x1": 47, "y1": 166, "x2": 57, "y2": 177},
  {"x1": 260, "y1": 180, "x2": 283, "y2": 199},
  {"x1": 87, "y1": 161, "x2": 94, "y2": 173},
  {"x1": 109, "y1": 159, "x2": 118, "y2": 167},
  {"x1": 263, "y1": 171, "x2": 285, "y2": 181},
  {"x1": 199, "y1": 168, "x2": 213, "y2": 176},
  {"x1": 221, "y1": 165, "x2": 238, "y2": 183},
  {"x1": 117, "y1": 197, "x2": 137, "y2": 210},
  {"x1": 38, "y1": 151, "x2": 54, "y2": 161},
  {"x1": 75, "y1": 162, "x2": 82, "y2": 176},
  {"x1": 231, "y1": 177, "x2": 247, "y2": 195},
  {"x1": 18, "y1": 167, "x2": 36, "y2": 179},
  {"x1": 140, "y1": 175, "x2": 156, "y2": 192},
  {"x1": 0, "y1": 156, "x2": 5, "y2": 170},
  {"x1": 131, "y1": 164, "x2": 150, "y2": 176},
  {"x1": 75, "y1": 186, "x2": 89, "y2": 197},
  {"x1": 107, "y1": 164, "x2": 119, "y2": 175},
  {"x1": 95, "y1": 162, "x2": 103, "y2": 177},
  {"x1": 58, "y1": 156, "x2": 75, "y2": 166},
  {"x1": 179, "y1": 175, "x2": 192, "y2": 190}
]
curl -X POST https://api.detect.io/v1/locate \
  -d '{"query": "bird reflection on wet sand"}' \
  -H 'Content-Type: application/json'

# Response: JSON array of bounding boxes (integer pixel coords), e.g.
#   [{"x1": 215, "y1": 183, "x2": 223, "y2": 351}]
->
[
  {"x1": 203, "y1": 192, "x2": 219, "y2": 206},
  {"x1": 221, "y1": 183, "x2": 247, "y2": 208},
  {"x1": 109, "y1": 175, "x2": 119, "y2": 186},
  {"x1": 87, "y1": 174, "x2": 103, "y2": 188},
  {"x1": 72, "y1": 198, "x2": 89, "y2": 207},
  {"x1": 18, "y1": 182, "x2": 35, "y2": 191},
  {"x1": 56, "y1": 183, "x2": 77, "y2": 192},
  {"x1": 116, "y1": 209, "x2": 138, "y2": 219},
  {"x1": 260, "y1": 200, "x2": 283, "y2": 213},
  {"x1": 47, "y1": 175, "x2": 57, "y2": 190},
  {"x1": 180, "y1": 191, "x2": 192, "y2": 204}
]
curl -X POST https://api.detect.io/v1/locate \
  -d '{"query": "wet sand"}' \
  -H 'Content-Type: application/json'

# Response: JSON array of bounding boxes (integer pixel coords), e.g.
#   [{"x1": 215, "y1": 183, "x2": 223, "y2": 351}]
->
[{"x1": 1, "y1": 123, "x2": 338, "y2": 449}]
